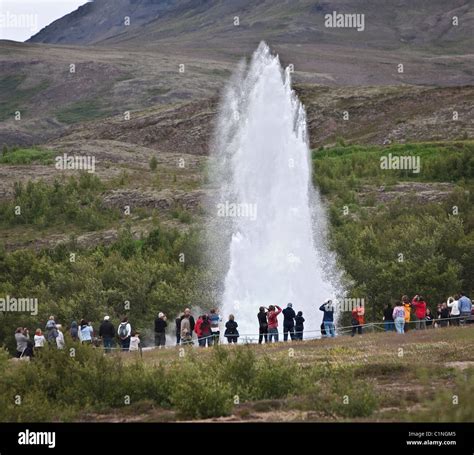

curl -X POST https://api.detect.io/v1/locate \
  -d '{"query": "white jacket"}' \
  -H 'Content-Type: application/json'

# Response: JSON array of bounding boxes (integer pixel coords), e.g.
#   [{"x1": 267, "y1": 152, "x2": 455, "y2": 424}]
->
[{"x1": 448, "y1": 299, "x2": 460, "y2": 316}]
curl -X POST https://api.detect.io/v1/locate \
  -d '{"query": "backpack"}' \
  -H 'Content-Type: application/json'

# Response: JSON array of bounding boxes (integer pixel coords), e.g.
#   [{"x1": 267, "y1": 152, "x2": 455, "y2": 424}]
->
[{"x1": 118, "y1": 323, "x2": 128, "y2": 339}]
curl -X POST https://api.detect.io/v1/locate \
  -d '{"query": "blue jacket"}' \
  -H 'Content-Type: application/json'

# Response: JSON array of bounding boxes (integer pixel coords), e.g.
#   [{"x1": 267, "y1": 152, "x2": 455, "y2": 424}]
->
[{"x1": 459, "y1": 296, "x2": 472, "y2": 313}]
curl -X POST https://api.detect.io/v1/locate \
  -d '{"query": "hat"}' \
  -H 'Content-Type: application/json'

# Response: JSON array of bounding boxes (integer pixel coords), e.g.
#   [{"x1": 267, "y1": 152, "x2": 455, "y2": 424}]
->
[
  {"x1": 287, "y1": 303, "x2": 293, "y2": 308},
  {"x1": 104, "y1": 315, "x2": 110, "y2": 321}
]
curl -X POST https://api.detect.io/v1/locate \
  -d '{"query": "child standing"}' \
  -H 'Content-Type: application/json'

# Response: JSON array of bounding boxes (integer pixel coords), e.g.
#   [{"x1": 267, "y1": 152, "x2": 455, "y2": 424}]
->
[
  {"x1": 34, "y1": 329, "x2": 46, "y2": 350},
  {"x1": 129, "y1": 331, "x2": 141, "y2": 352},
  {"x1": 295, "y1": 311, "x2": 305, "y2": 340}
]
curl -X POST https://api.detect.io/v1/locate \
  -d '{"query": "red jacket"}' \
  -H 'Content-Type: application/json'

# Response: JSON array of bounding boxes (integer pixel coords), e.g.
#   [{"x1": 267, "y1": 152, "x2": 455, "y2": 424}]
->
[
  {"x1": 194, "y1": 318, "x2": 203, "y2": 337},
  {"x1": 352, "y1": 306, "x2": 365, "y2": 325},
  {"x1": 411, "y1": 298, "x2": 427, "y2": 319},
  {"x1": 267, "y1": 306, "x2": 282, "y2": 329}
]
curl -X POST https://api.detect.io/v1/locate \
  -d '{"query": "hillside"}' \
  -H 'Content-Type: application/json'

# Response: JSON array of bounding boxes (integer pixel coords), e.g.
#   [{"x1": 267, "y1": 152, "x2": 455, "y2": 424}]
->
[{"x1": 29, "y1": 0, "x2": 474, "y2": 54}]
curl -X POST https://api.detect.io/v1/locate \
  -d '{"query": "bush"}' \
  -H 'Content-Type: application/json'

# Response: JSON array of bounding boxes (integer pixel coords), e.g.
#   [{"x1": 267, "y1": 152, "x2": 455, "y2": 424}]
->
[
  {"x1": 149, "y1": 156, "x2": 158, "y2": 171},
  {"x1": 170, "y1": 360, "x2": 233, "y2": 419},
  {"x1": 252, "y1": 357, "x2": 299, "y2": 400}
]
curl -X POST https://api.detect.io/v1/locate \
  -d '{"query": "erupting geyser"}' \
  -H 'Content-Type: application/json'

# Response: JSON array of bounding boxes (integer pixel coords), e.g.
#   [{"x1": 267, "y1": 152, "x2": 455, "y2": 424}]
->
[{"x1": 210, "y1": 42, "x2": 340, "y2": 339}]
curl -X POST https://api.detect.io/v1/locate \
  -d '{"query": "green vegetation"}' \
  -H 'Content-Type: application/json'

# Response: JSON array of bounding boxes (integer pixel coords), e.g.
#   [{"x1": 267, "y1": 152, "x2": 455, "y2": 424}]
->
[
  {"x1": 149, "y1": 156, "x2": 158, "y2": 171},
  {"x1": 55, "y1": 98, "x2": 111, "y2": 124},
  {"x1": 3, "y1": 328, "x2": 473, "y2": 422},
  {"x1": 0, "y1": 173, "x2": 120, "y2": 231},
  {"x1": 0, "y1": 222, "x2": 214, "y2": 354},
  {"x1": 0, "y1": 146, "x2": 56, "y2": 165},
  {"x1": 0, "y1": 343, "x2": 377, "y2": 422},
  {"x1": 171, "y1": 205, "x2": 193, "y2": 224},
  {"x1": 312, "y1": 141, "x2": 474, "y2": 323},
  {"x1": 0, "y1": 75, "x2": 49, "y2": 121}
]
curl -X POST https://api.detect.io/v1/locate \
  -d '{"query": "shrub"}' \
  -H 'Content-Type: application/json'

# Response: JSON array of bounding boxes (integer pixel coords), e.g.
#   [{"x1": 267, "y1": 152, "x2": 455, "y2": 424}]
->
[{"x1": 169, "y1": 360, "x2": 233, "y2": 419}]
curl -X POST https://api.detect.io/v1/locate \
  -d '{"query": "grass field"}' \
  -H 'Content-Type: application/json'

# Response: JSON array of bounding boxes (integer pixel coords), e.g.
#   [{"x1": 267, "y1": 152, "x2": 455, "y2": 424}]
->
[{"x1": 2, "y1": 326, "x2": 473, "y2": 422}]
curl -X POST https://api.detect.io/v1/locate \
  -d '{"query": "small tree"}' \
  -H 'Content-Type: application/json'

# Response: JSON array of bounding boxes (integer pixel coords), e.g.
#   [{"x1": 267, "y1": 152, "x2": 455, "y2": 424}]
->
[{"x1": 149, "y1": 156, "x2": 158, "y2": 171}]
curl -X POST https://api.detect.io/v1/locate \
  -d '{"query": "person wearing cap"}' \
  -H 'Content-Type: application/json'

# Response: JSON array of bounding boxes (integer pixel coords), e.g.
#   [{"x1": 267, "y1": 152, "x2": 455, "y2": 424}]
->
[
  {"x1": 154, "y1": 312, "x2": 168, "y2": 347},
  {"x1": 282, "y1": 302, "x2": 296, "y2": 341},
  {"x1": 99, "y1": 315, "x2": 115, "y2": 353}
]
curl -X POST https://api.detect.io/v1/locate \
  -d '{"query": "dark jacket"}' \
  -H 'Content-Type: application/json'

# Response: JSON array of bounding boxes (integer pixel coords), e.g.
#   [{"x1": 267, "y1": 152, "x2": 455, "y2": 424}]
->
[
  {"x1": 70, "y1": 321, "x2": 79, "y2": 341},
  {"x1": 154, "y1": 318, "x2": 167, "y2": 333},
  {"x1": 319, "y1": 303, "x2": 334, "y2": 322},
  {"x1": 295, "y1": 315, "x2": 305, "y2": 330},
  {"x1": 225, "y1": 320, "x2": 239, "y2": 337},
  {"x1": 257, "y1": 311, "x2": 267, "y2": 328},
  {"x1": 282, "y1": 307, "x2": 296, "y2": 327},
  {"x1": 383, "y1": 307, "x2": 394, "y2": 322},
  {"x1": 99, "y1": 320, "x2": 115, "y2": 338}
]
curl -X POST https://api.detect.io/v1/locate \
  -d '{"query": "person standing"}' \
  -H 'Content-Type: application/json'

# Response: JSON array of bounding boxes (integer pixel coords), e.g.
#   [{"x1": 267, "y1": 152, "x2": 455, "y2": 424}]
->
[
  {"x1": 458, "y1": 292, "x2": 472, "y2": 325},
  {"x1": 79, "y1": 319, "x2": 94, "y2": 345},
  {"x1": 70, "y1": 321, "x2": 79, "y2": 342},
  {"x1": 282, "y1": 303, "x2": 296, "y2": 341},
  {"x1": 99, "y1": 316, "x2": 115, "y2": 353},
  {"x1": 15, "y1": 327, "x2": 33, "y2": 358},
  {"x1": 180, "y1": 314, "x2": 192, "y2": 345},
  {"x1": 56, "y1": 325, "x2": 65, "y2": 349},
  {"x1": 425, "y1": 308, "x2": 434, "y2": 328},
  {"x1": 295, "y1": 311, "x2": 305, "y2": 340},
  {"x1": 154, "y1": 312, "x2": 167, "y2": 347},
  {"x1": 320, "y1": 300, "x2": 335, "y2": 337},
  {"x1": 194, "y1": 315, "x2": 203, "y2": 346},
  {"x1": 440, "y1": 303, "x2": 450, "y2": 327},
  {"x1": 129, "y1": 331, "x2": 141, "y2": 352},
  {"x1": 175, "y1": 315, "x2": 182, "y2": 346},
  {"x1": 402, "y1": 295, "x2": 412, "y2": 332},
  {"x1": 351, "y1": 304, "x2": 365, "y2": 336},
  {"x1": 209, "y1": 309, "x2": 221, "y2": 345},
  {"x1": 34, "y1": 329, "x2": 46, "y2": 351},
  {"x1": 45, "y1": 316, "x2": 58, "y2": 345},
  {"x1": 180, "y1": 308, "x2": 195, "y2": 338},
  {"x1": 412, "y1": 295, "x2": 427, "y2": 330},
  {"x1": 117, "y1": 317, "x2": 132, "y2": 351},
  {"x1": 393, "y1": 302, "x2": 406, "y2": 334},
  {"x1": 447, "y1": 296, "x2": 460, "y2": 326},
  {"x1": 257, "y1": 307, "x2": 268, "y2": 344},
  {"x1": 383, "y1": 304, "x2": 394, "y2": 331},
  {"x1": 199, "y1": 315, "x2": 212, "y2": 347},
  {"x1": 267, "y1": 305, "x2": 282, "y2": 342},
  {"x1": 224, "y1": 314, "x2": 239, "y2": 344}
]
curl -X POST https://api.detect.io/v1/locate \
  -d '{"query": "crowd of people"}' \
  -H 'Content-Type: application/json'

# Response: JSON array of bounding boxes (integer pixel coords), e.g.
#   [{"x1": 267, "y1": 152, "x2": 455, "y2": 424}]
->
[
  {"x1": 383, "y1": 293, "x2": 473, "y2": 334},
  {"x1": 12, "y1": 292, "x2": 472, "y2": 358}
]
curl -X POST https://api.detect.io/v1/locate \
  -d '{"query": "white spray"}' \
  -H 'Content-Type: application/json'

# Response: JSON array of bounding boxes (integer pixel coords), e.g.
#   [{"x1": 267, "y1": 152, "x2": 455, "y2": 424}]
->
[{"x1": 209, "y1": 42, "x2": 341, "y2": 339}]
